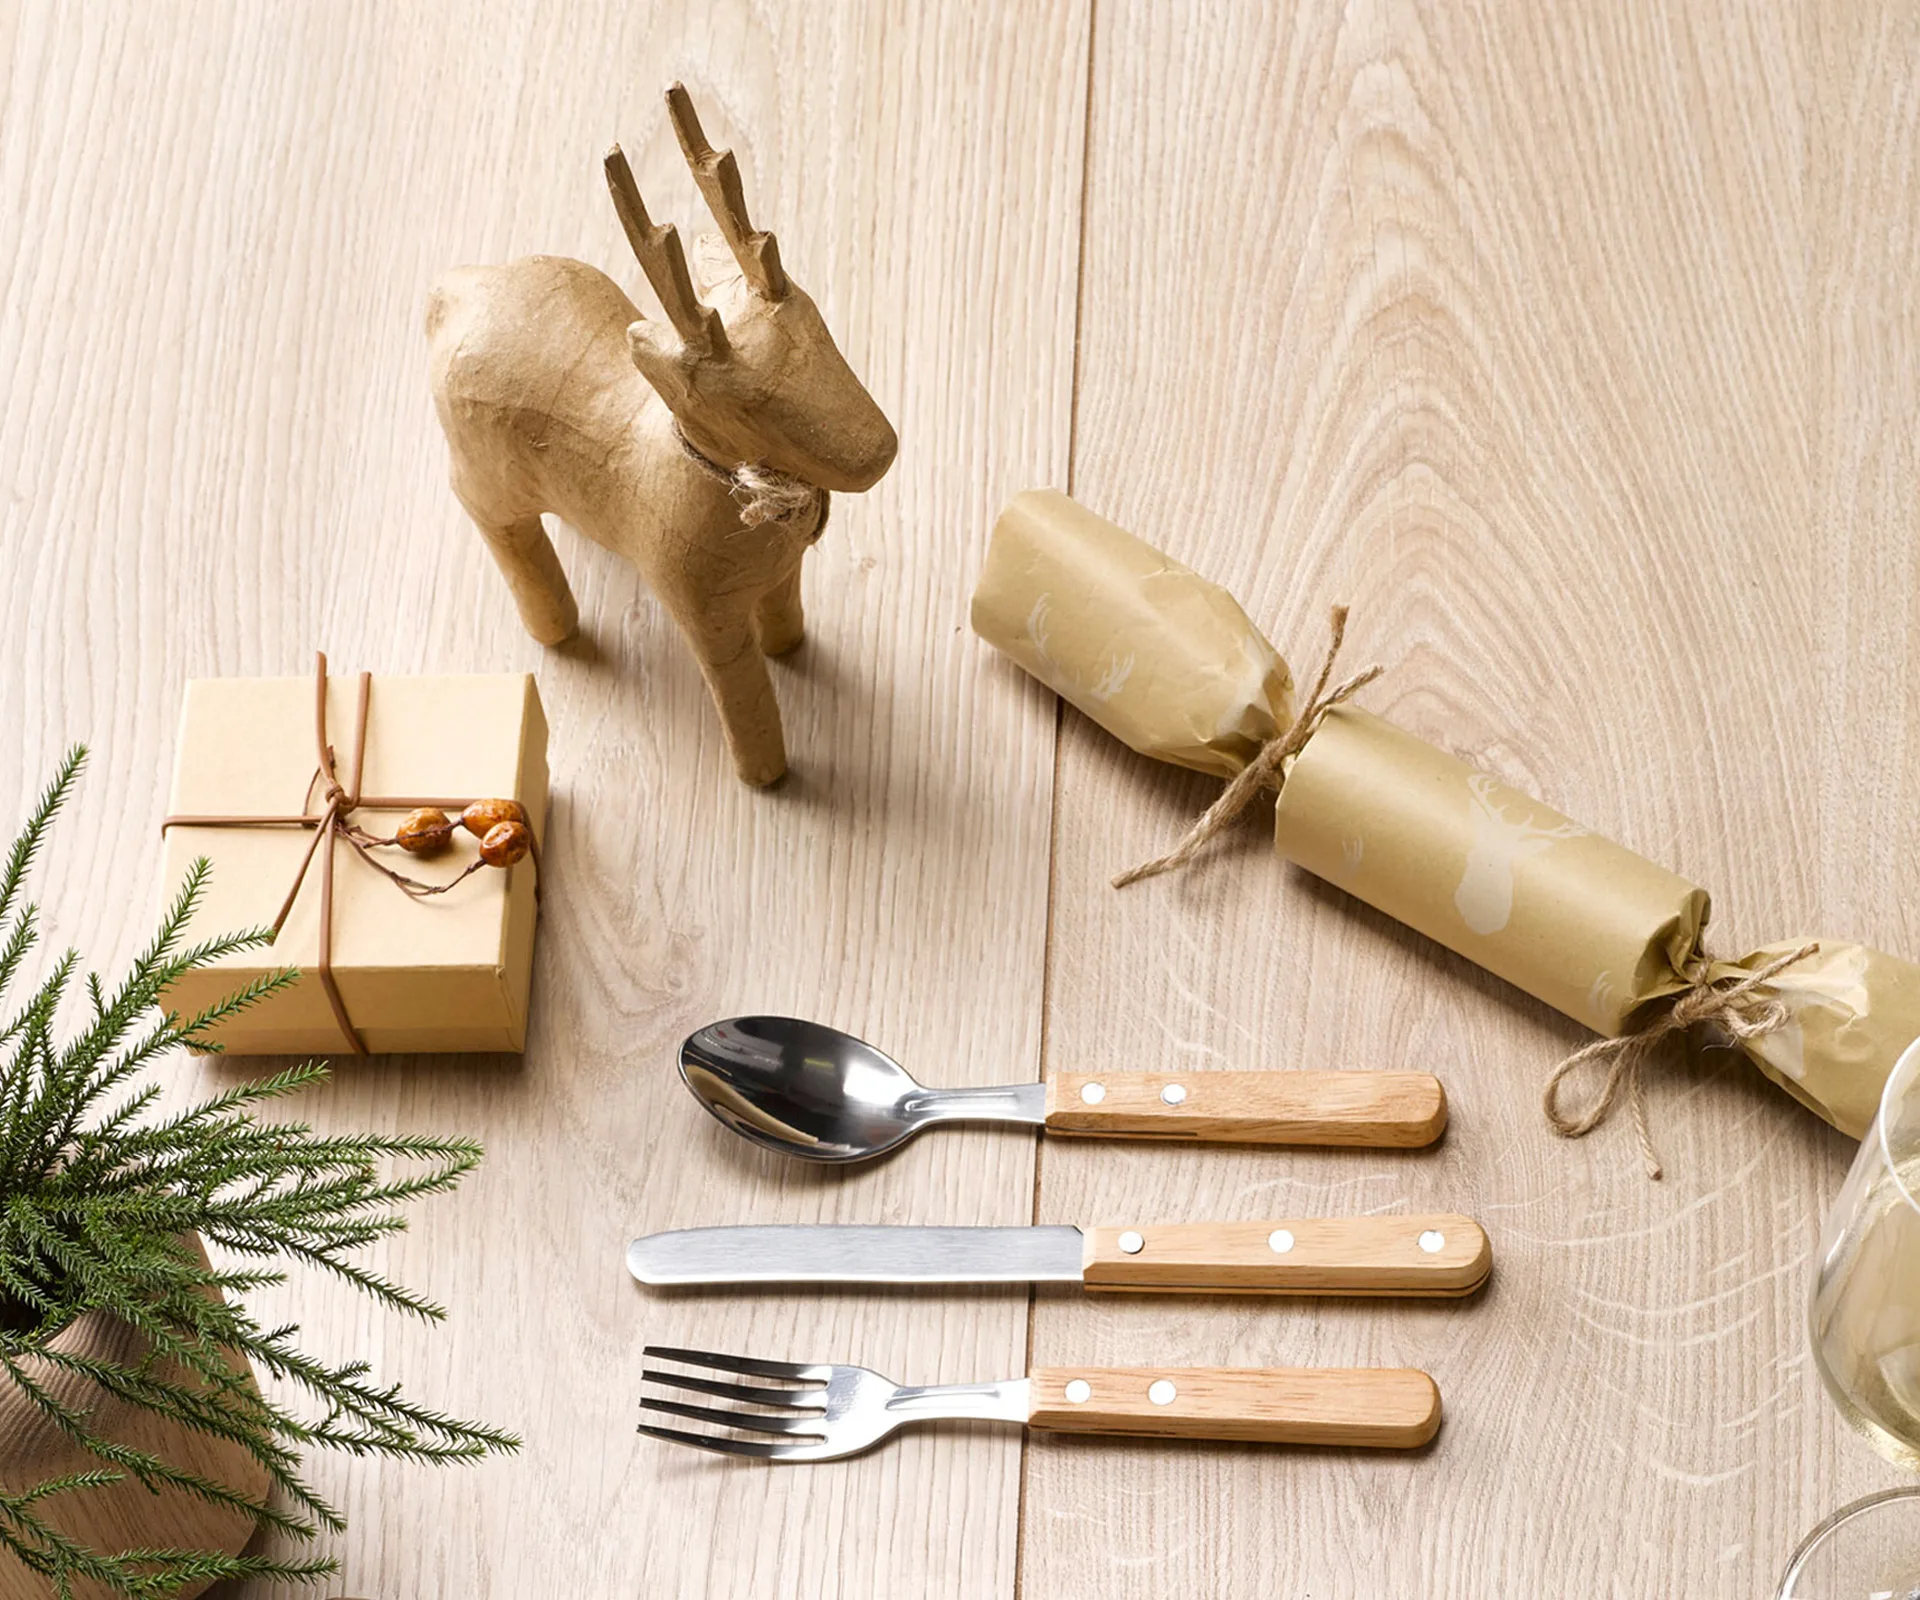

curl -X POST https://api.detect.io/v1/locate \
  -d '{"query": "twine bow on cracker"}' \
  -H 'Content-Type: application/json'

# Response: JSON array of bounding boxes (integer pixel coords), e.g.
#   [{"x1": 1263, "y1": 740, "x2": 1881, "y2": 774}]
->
[
  {"x1": 1541, "y1": 940, "x2": 1821, "y2": 1180},
  {"x1": 161, "y1": 653, "x2": 540, "y2": 1056},
  {"x1": 673, "y1": 419, "x2": 831, "y2": 537},
  {"x1": 1113, "y1": 605, "x2": 1383, "y2": 889}
]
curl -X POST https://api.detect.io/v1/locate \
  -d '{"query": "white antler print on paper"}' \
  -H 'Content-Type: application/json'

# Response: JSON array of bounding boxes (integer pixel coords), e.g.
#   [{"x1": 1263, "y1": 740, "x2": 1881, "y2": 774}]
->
[
  {"x1": 1025, "y1": 594, "x2": 1135, "y2": 706},
  {"x1": 1742, "y1": 943, "x2": 1868, "y2": 1089},
  {"x1": 1453, "y1": 774, "x2": 1588, "y2": 936},
  {"x1": 1586, "y1": 970, "x2": 1619, "y2": 1030}
]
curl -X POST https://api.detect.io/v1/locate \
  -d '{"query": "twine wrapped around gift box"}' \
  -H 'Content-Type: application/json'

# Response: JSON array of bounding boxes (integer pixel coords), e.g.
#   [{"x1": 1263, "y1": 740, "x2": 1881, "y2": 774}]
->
[
  {"x1": 971, "y1": 489, "x2": 1920, "y2": 1175},
  {"x1": 161, "y1": 653, "x2": 542, "y2": 1056}
]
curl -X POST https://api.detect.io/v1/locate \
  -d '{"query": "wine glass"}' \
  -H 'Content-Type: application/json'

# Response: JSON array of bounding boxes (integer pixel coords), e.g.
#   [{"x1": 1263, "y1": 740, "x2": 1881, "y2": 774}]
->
[
  {"x1": 1784, "y1": 1035, "x2": 1920, "y2": 1596},
  {"x1": 1776, "y1": 1487, "x2": 1920, "y2": 1599},
  {"x1": 1810, "y1": 1035, "x2": 1920, "y2": 1465}
]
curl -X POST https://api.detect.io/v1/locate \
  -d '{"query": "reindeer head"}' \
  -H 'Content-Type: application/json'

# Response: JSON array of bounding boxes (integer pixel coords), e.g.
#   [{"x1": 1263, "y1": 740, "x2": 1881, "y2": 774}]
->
[
  {"x1": 603, "y1": 86, "x2": 898, "y2": 494},
  {"x1": 1453, "y1": 773, "x2": 1587, "y2": 937}
]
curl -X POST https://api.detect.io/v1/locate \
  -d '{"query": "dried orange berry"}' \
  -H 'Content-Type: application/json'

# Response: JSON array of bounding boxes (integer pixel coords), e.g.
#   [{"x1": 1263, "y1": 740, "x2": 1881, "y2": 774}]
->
[
  {"x1": 478, "y1": 819, "x2": 531, "y2": 868},
  {"x1": 395, "y1": 807, "x2": 456, "y2": 855},
  {"x1": 462, "y1": 798, "x2": 528, "y2": 838}
]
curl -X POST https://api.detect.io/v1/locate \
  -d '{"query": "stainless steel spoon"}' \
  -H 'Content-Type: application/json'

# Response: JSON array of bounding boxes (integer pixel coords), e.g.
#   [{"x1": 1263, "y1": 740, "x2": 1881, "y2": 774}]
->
[{"x1": 678, "y1": 1016, "x2": 1448, "y2": 1164}]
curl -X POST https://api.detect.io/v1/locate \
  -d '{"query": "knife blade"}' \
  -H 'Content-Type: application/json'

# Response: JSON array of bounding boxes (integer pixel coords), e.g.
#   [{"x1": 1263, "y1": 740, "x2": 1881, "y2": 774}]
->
[
  {"x1": 627, "y1": 1215, "x2": 1491, "y2": 1297},
  {"x1": 630, "y1": 1224, "x2": 1083, "y2": 1285}
]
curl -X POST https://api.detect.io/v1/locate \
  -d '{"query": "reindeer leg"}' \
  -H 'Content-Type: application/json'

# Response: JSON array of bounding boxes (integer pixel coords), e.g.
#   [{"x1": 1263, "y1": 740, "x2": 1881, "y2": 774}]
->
[
  {"x1": 682, "y1": 610, "x2": 789, "y2": 786},
  {"x1": 461, "y1": 503, "x2": 580, "y2": 646},
  {"x1": 752, "y1": 558, "x2": 806, "y2": 656}
]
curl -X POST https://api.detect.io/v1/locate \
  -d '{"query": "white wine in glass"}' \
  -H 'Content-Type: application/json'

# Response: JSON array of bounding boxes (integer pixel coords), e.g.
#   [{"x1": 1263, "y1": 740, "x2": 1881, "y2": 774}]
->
[
  {"x1": 1810, "y1": 1037, "x2": 1920, "y2": 1467},
  {"x1": 1788, "y1": 1038, "x2": 1920, "y2": 1598}
]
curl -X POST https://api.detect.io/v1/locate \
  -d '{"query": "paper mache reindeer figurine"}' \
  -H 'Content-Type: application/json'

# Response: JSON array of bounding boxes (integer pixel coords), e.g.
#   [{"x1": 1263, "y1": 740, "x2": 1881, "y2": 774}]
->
[{"x1": 427, "y1": 84, "x2": 897, "y2": 785}]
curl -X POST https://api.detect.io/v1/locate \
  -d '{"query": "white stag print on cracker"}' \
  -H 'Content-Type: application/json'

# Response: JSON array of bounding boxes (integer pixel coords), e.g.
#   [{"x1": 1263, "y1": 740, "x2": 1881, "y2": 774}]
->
[
  {"x1": 1452, "y1": 773, "x2": 1587, "y2": 937},
  {"x1": 970, "y1": 488, "x2": 1920, "y2": 1174}
]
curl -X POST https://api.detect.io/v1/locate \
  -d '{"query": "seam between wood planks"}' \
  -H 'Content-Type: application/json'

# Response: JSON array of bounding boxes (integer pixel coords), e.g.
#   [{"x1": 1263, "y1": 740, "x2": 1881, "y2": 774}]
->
[{"x1": 1013, "y1": 4, "x2": 1101, "y2": 1598}]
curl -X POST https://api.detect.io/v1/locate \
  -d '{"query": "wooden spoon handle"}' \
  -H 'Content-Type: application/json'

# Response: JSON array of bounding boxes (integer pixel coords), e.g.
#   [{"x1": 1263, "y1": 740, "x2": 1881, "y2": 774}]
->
[
  {"x1": 1027, "y1": 1366, "x2": 1441, "y2": 1448},
  {"x1": 1079, "y1": 1214, "x2": 1491, "y2": 1297},
  {"x1": 1044, "y1": 1071, "x2": 1446, "y2": 1147}
]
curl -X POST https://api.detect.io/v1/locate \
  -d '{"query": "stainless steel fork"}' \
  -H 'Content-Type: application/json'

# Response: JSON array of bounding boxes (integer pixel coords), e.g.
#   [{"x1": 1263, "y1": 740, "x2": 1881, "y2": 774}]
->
[{"x1": 639, "y1": 1345, "x2": 1441, "y2": 1460}]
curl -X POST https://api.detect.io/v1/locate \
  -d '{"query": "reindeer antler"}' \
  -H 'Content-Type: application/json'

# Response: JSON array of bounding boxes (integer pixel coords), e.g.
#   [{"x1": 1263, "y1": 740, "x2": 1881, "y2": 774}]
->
[
  {"x1": 603, "y1": 142, "x2": 726, "y2": 357},
  {"x1": 665, "y1": 82, "x2": 790, "y2": 300}
]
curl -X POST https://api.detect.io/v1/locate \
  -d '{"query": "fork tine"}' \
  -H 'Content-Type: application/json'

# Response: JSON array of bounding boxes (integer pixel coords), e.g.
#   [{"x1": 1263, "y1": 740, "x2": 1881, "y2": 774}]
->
[
  {"x1": 638, "y1": 1423, "x2": 809, "y2": 1461},
  {"x1": 643, "y1": 1345, "x2": 832, "y2": 1383},
  {"x1": 641, "y1": 1397, "x2": 826, "y2": 1437},
  {"x1": 643, "y1": 1368, "x2": 826, "y2": 1410}
]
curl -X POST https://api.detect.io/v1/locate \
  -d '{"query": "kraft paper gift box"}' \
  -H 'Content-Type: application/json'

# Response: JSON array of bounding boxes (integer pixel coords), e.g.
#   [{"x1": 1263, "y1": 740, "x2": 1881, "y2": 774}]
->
[
  {"x1": 159, "y1": 660, "x2": 548, "y2": 1055},
  {"x1": 971, "y1": 490, "x2": 1920, "y2": 1155}
]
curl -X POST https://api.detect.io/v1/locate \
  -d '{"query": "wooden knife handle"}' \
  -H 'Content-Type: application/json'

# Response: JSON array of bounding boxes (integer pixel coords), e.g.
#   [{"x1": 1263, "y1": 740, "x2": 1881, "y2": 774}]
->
[
  {"x1": 1027, "y1": 1366, "x2": 1441, "y2": 1448},
  {"x1": 1080, "y1": 1215, "x2": 1490, "y2": 1297},
  {"x1": 1044, "y1": 1071, "x2": 1446, "y2": 1147}
]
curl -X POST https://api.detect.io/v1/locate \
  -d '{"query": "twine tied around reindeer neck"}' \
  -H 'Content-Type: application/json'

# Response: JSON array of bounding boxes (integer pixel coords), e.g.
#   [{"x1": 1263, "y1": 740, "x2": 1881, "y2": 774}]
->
[
  {"x1": 1112, "y1": 606, "x2": 1383, "y2": 889},
  {"x1": 673, "y1": 420, "x2": 831, "y2": 538},
  {"x1": 1541, "y1": 940, "x2": 1820, "y2": 1180},
  {"x1": 160, "y1": 653, "x2": 540, "y2": 1056}
]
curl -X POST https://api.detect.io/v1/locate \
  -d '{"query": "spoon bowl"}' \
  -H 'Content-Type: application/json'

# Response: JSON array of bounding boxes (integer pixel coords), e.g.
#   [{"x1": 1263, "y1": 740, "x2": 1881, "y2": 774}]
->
[{"x1": 679, "y1": 1017, "x2": 1040, "y2": 1163}]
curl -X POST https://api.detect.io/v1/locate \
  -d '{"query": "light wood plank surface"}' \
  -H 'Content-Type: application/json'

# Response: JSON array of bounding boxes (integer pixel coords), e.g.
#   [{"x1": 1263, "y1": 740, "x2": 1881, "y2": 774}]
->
[
  {"x1": 1025, "y1": 4, "x2": 1917, "y2": 1598},
  {"x1": 0, "y1": 3, "x2": 1084, "y2": 1596},
  {"x1": 1, "y1": 4, "x2": 1916, "y2": 1599}
]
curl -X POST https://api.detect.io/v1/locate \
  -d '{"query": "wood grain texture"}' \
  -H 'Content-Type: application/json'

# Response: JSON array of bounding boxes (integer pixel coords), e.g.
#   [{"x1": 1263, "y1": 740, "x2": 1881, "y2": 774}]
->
[
  {"x1": 0, "y1": 3, "x2": 1084, "y2": 1596},
  {"x1": 1079, "y1": 1216, "x2": 1489, "y2": 1296},
  {"x1": 1044, "y1": 1068, "x2": 1448, "y2": 1144},
  {"x1": 1, "y1": 2, "x2": 1915, "y2": 1597},
  {"x1": 1027, "y1": 1366, "x2": 1442, "y2": 1448},
  {"x1": 1025, "y1": 3, "x2": 1917, "y2": 1598}
]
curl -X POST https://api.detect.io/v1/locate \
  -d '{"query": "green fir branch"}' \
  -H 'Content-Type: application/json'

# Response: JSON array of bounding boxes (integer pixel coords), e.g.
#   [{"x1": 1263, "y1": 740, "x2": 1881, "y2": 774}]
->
[{"x1": 0, "y1": 749, "x2": 520, "y2": 1595}]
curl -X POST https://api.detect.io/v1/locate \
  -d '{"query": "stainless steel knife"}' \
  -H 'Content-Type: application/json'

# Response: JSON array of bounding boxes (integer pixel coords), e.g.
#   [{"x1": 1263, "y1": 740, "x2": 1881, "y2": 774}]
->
[{"x1": 627, "y1": 1214, "x2": 1491, "y2": 1297}]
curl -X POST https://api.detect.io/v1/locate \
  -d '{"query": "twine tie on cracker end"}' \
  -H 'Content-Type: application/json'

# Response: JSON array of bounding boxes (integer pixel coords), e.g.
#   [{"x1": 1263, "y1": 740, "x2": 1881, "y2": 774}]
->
[
  {"x1": 674, "y1": 419, "x2": 830, "y2": 537},
  {"x1": 1540, "y1": 940, "x2": 1821, "y2": 1180},
  {"x1": 160, "y1": 652, "x2": 540, "y2": 1056},
  {"x1": 1112, "y1": 604, "x2": 1383, "y2": 889}
]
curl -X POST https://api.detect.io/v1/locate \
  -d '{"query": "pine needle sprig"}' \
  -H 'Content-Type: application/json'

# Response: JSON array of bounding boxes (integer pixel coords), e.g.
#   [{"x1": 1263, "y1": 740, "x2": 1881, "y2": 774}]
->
[{"x1": 0, "y1": 749, "x2": 520, "y2": 1595}]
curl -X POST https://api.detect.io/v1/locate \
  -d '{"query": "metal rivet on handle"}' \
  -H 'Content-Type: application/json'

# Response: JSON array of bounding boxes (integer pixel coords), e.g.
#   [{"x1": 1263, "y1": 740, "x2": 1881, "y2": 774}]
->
[
  {"x1": 1148, "y1": 1380, "x2": 1177, "y2": 1406},
  {"x1": 1418, "y1": 1230, "x2": 1446, "y2": 1254},
  {"x1": 1064, "y1": 1379, "x2": 1092, "y2": 1404},
  {"x1": 1160, "y1": 1082, "x2": 1188, "y2": 1105},
  {"x1": 1268, "y1": 1228, "x2": 1295, "y2": 1254},
  {"x1": 1080, "y1": 1081, "x2": 1107, "y2": 1105},
  {"x1": 1118, "y1": 1230, "x2": 1145, "y2": 1254}
]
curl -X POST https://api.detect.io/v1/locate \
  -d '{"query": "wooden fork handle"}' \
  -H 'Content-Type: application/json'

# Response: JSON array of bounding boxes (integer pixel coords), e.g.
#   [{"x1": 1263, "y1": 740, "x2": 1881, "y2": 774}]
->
[
  {"x1": 1028, "y1": 1366, "x2": 1440, "y2": 1448},
  {"x1": 1080, "y1": 1214, "x2": 1491, "y2": 1297},
  {"x1": 1044, "y1": 1071, "x2": 1446, "y2": 1147}
]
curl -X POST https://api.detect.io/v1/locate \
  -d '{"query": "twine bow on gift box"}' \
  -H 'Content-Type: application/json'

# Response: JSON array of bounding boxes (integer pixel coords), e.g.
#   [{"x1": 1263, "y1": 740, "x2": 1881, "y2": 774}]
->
[{"x1": 161, "y1": 653, "x2": 540, "y2": 1056}]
